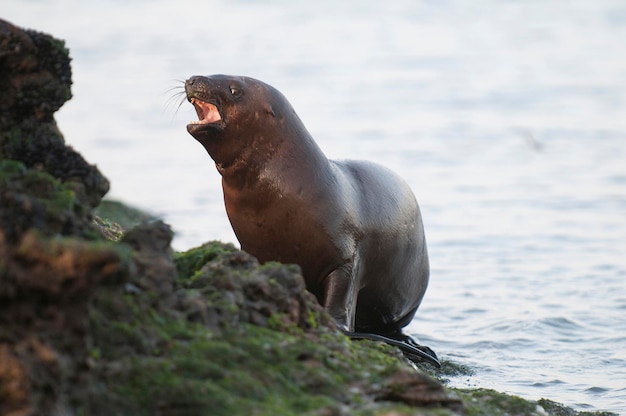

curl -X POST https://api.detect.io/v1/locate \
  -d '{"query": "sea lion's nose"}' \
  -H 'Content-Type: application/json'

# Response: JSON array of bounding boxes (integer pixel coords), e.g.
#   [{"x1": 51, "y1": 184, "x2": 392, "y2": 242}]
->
[
  {"x1": 185, "y1": 76, "x2": 198, "y2": 87},
  {"x1": 185, "y1": 76, "x2": 203, "y2": 97}
]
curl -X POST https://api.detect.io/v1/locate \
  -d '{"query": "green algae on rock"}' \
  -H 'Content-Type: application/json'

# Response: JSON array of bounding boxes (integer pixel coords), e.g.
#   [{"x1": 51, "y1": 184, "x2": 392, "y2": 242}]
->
[
  {"x1": 174, "y1": 240, "x2": 238, "y2": 281},
  {"x1": 87, "y1": 238, "x2": 464, "y2": 415},
  {"x1": 456, "y1": 389, "x2": 618, "y2": 416},
  {"x1": 175, "y1": 246, "x2": 334, "y2": 332},
  {"x1": 0, "y1": 159, "x2": 99, "y2": 242}
]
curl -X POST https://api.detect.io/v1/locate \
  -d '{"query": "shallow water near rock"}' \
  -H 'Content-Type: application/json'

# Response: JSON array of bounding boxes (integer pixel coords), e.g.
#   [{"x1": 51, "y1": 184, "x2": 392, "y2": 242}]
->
[{"x1": 5, "y1": 0, "x2": 626, "y2": 413}]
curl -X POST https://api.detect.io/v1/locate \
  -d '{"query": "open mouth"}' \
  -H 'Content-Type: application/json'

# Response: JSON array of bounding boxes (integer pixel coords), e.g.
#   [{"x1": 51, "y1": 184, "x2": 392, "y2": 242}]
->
[{"x1": 189, "y1": 98, "x2": 222, "y2": 125}]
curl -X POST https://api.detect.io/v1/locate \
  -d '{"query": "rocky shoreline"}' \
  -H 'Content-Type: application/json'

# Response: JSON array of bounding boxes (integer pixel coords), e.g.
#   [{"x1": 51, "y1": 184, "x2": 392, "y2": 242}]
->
[{"x1": 0, "y1": 19, "x2": 616, "y2": 415}]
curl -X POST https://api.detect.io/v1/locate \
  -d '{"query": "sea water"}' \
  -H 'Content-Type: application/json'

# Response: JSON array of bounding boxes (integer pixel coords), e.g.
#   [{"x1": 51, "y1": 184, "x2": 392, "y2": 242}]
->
[{"x1": 4, "y1": 0, "x2": 626, "y2": 412}]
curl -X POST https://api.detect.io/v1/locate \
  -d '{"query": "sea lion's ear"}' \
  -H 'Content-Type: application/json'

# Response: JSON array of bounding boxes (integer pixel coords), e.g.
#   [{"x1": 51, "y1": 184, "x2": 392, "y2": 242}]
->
[{"x1": 264, "y1": 105, "x2": 276, "y2": 118}]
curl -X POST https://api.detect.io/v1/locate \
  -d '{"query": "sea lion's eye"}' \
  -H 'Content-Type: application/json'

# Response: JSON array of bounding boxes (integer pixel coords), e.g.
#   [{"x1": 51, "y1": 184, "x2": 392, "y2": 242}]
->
[{"x1": 229, "y1": 86, "x2": 241, "y2": 97}]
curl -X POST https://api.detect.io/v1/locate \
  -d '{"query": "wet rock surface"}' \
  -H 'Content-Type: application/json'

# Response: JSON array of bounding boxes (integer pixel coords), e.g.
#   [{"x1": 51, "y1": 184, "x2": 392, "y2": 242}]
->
[{"x1": 0, "y1": 18, "x2": 616, "y2": 416}]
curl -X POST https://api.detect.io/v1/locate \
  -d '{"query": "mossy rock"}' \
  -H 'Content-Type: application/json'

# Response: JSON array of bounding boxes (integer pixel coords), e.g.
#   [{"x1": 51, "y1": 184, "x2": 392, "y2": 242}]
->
[
  {"x1": 87, "y1": 313, "x2": 461, "y2": 415},
  {"x1": 174, "y1": 241, "x2": 238, "y2": 281},
  {"x1": 0, "y1": 159, "x2": 99, "y2": 242},
  {"x1": 84, "y1": 239, "x2": 464, "y2": 415}
]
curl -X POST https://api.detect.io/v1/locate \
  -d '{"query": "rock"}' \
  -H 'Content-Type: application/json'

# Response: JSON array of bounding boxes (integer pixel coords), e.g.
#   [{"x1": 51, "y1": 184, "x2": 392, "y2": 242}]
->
[
  {"x1": 0, "y1": 159, "x2": 99, "y2": 243},
  {"x1": 373, "y1": 370, "x2": 464, "y2": 410},
  {"x1": 0, "y1": 229, "x2": 131, "y2": 416},
  {"x1": 0, "y1": 18, "x2": 109, "y2": 212},
  {"x1": 122, "y1": 220, "x2": 177, "y2": 303},
  {"x1": 175, "y1": 246, "x2": 334, "y2": 331},
  {"x1": 0, "y1": 18, "x2": 129, "y2": 415}
]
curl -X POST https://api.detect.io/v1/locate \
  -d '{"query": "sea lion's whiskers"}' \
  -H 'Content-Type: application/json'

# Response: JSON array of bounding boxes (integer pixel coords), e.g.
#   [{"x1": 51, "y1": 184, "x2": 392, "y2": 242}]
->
[{"x1": 162, "y1": 81, "x2": 187, "y2": 120}]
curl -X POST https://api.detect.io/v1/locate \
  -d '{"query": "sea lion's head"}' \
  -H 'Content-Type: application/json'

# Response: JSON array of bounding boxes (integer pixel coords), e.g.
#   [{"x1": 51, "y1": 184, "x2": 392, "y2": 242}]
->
[{"x1": 184, "y1": 74, "x2": 292, "y2": 169}]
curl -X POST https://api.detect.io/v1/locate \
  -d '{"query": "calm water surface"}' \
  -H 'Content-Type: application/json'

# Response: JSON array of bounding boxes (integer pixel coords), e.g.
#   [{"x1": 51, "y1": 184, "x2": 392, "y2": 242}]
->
[{"x1": 5, "y1": 0, "x2": 626, "y2": 413}]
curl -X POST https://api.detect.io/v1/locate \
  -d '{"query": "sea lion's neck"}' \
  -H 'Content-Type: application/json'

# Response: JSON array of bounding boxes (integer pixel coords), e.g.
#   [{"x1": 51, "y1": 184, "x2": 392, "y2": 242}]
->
[{"x1": 220, "y1": 127, "x2": 331, "y2": 198}]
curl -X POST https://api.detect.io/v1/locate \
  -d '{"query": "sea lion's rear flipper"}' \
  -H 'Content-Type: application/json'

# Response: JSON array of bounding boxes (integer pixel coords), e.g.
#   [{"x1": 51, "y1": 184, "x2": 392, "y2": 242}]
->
[{"x1": 346, "y1": 331, "x2": 441, "y2": 368}]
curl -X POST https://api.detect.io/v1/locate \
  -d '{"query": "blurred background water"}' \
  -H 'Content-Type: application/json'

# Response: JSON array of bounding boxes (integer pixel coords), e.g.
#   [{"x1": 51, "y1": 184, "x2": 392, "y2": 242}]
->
[{"x1": 5, "y1": 0, "x2": 626, "y2": 413}]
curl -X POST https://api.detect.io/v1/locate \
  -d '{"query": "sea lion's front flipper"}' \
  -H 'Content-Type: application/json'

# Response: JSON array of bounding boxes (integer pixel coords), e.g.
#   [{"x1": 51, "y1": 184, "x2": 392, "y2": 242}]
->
[
  {"x1": 322, "y1": 266, "x2": 358, "y2": 332},
  {"x1": 346, "y1": 331, "x2": 441, "y2": 368}
]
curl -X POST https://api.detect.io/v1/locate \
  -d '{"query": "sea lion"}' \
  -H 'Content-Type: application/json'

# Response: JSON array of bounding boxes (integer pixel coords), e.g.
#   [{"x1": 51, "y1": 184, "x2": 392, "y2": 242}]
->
[{"x1": 184, "y1": 74, "x2": 439, "y2": 366}]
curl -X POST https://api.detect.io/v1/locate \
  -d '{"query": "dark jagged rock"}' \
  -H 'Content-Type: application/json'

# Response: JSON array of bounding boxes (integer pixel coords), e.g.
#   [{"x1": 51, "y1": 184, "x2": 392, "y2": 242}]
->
[
  {"x1": 0, "y1": 18, "x2": 109, "y2": 211},
  {"x1": 0, "y1": 19, "x2": 126, "y2": 415},
  {"x1": 0, "y1": 20, "x2": 71, "y2": 122}
]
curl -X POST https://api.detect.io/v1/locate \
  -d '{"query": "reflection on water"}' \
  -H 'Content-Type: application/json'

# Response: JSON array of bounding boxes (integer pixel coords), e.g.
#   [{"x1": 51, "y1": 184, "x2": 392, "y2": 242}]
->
[{"x1": 5, "y1": 0, "x2": 626, "y2": 412}]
